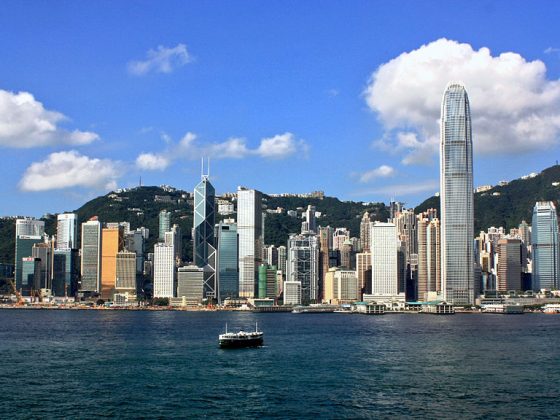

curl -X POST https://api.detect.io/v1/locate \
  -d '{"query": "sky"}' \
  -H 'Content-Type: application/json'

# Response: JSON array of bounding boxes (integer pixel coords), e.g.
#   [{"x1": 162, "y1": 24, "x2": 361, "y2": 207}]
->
[{"x1": 1, "y1": 0, "x2": 560, "y2": 216}]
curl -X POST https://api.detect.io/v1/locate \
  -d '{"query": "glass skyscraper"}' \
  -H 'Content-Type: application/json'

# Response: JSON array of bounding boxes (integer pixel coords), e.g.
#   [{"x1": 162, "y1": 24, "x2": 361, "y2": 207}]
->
[
  {"x1": 216, "y1": 220, "x2": 238, "y2": 301},
  {"x1": 193, "y1": 175, "x2": 217, "y2": 299},
  {"x1": 531, "y1": 201, "x2": 559, "y2": 290},
  {"x1": 440, "y1": 83, "x2": 474, "y2": 305},
  {"x1": 237, "y1": 187, "x2": 263, "y2": 298}
]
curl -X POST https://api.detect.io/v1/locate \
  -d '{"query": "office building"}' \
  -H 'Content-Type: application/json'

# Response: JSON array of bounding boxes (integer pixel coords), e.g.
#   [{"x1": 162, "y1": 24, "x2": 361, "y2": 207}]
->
[
  {"x1": 356, "y1": 252, "x2": 372, "y2": 297},
  {"x1": 370, "y1": 222, "x2": 398, "y2": 295},
  {"x1": 287, "y1": 232, "x2": 320, "y2": 304},
  {"x1": 258, "y1": 264, "x2": 277, "y2": 299},
  {"x1": 194, "y1": 174, "x2": 217, "y2": 299},
  {"x1": 532, "y1": 201, "x2": 559, "y2": 290},
  {"x1": 332, "y1": 228, "x2": 350, "y2": 251},
  {"x1": 15, "y1": 235, "x2": 43, "y2": 292},
  {"x1": 16, "y1": 218, "x2": 44, "y2": 237},
  {"x1": 21, "y1": 257, "x2": 41, "y2": 295},
  {"x1": 153, "y1": 243, "x2": 175, "y2": 298},
  {"x1": 158, "y1": 210, "x2": 171, "y2": 240},
  {"x1": 359, "y1": 212, "x2": 372, "y2": 252},
  {"x1": 101, "y1": 226, "x2": 124, "y2": 299},
  {"x1": 417, "y1": 213, "x2": 441, "y2": 301},
  {"x1": 324, "y1": 267, "x2": 359, "y2": 304},
  {"x1": 177, "y1": 265, "x2": 204, "y2": 305},
  {"x1": 116, "y1": 250, "x2": 137, "y2": 292},
  {"x1": 216, "y1": 220, "x2": 239, "y2": 300},
  {"x1": 283, "y1": 281, "x2": 302, "y2": 305},
  {"x1": 52, "y1": 249, "x2": 79, "y2": 297},
  {"x1": 497, "y1": 239, "x2": 522, "y2": 292},
  {"x1": 81, "y1": 220, "x2": 102, "y2": 293},
  {"x1": 56, "y1": 213, "x2": 78, "y2": 249},
  {"x1": 237, "y1": 187, "x2": 263, "y2": 298},
  {"x1": 440, "y1": 82, "x2": 475, "y2": 305}
]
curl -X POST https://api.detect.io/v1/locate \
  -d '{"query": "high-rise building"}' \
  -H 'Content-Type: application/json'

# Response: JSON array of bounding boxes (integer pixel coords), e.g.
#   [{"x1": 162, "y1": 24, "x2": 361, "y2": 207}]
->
[
  {"x1": 532, "y1": 201, "x2": 559, "y2": 290},
  {"x1": 277, "y1": 245, "x2": 287, "y2": 275},
  {"x1": 216, "y1": 220, "x2": 239, "y2": 300},
  {"x1": 302, "y1": 205, "x2": 317, "y2": 233},
  {"x1": 359, "y1": 212, "x2": 372, "y2": 252},
  {"x1": 21, "y1": 257, "x2": 41, "y2": 295},
  {"x1": 283, "y1": 280, "x2": 301, "y2": 305},
  {"x1": 356, "y1": 252, "x2": 371, "y2": 297},
  {"x1": 52, "y1": 249, "x2": 79, "y2": 297},
  {"x1": 237, "y1": 187, "x2": 263, "y2": 298},
  {"x1": 340, "y1": 239, "x2": 354, "y2": 269},
  {"x1": 518, "y1": 220, "x2": 532, "y2": 258},
  {"x1": 101, "y1": 226, "x2": 124, "y2": 299},
  {"x1": 158, "y1": 210, "x2": 171, "y2": 240},
  {"x1": 193, "y1": 175, "x2": 217, "y2": 299},
  {"x1": 165, "y1": 224, "x2": 182, "y2": 262},
  {"x1": 287, "y1": 232, "x2": 320, "y2": 304},
  {"x1": 56, "y1": 213, "x2": 78, "y2": 249},
  {"x1": 332, "y1": 228, "x2": 350, "y2": 251},
  {"x1": 125, "y1": 229, "x2": 145, "y2": 274},
  {"x1": 417, "y1": 213, "x2": 441, "y2": 301},
  {"x1": 80, "y1": 220, "x2": 102, "y2": 293},
  {"x1": 32, "y1": 242, "x2": 53, "y2": 290},
  {"x1": 324, "y1": 267, "x2": 359, "y2": 304},
  {"x1": 394, "y1": 209, "x2": 417, "y2": 263},
  {"x1": 116, "y1": 250, "x2": 137, "y2": 293},
  {"x1": 370, "y1": 222, "x2": 398, "y2": 296},
  {"x1": 153, "y1": 243, "x2": 175, "y2": 298},
  {"x1": 16, "y1": 218, "x2": 44, "y2": 237},
  {"x1": 177, "y1": 265, "x2": 204, "y2": 305},
  {"x1": 440, "y1": 82, "x2": 475, "y2": 305},
  {"x1": 15, "y1": 235, "x2": 44, "y2": 293},
  {"x1": 497, "y1": 239, "x2": 522, "y2": 292},
  {"x1": 258, "y1": 264, "x2": 277, "y2": 299}
]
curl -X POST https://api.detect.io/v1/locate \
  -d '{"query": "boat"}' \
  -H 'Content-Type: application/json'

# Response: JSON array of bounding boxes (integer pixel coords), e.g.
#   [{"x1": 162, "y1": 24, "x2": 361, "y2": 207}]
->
[{"x1": 219, "y1": 323, "x2": 263, "y2": 349}]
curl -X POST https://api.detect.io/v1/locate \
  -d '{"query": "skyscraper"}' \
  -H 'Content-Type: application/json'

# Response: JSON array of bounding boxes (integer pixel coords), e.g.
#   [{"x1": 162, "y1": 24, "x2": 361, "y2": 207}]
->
[
  {"x1": 80, "y1": 220, "x2": 102, "y2": 293},
  {"x1": 216, "y1": 220, "x2": 239, "y2": 300},
  {"x1": 370, "y1": 222, "x2": 398, "y2": 296},
  {"x1": 158, "y1": 210, "x2": 171, "y2": 240},
  {"x1": 497, "y1": 238, "x2": 522, "y2": 292},
  {"x1": 286, "y1": 232, "x2": 320, "y2": 304},
  {"x1": 101, "y1": 226, "x2": 124, "y2": 300},
  {"x1": 417, "y1": 212, "x2": 441, "y2": 301},
  {"x1": 193, "y1": 175, "x2": 217, "y2": 300},
  {"x1": 531, "y1": 201, "x2": 559, "y2": 291},
  {"x1": 440, "y1": 82, "x2": 475, "y2": 305},
  {"x1": 15, "y1": 218, "x2": 44, "y2": 237},
  {"x1": 153, "y1": 243, "x2": 175, "y2": 298},
  {"x1": 56, "y1": 213, "x2": 78, "y2": 249},
  {"x1": 237, "y1": 187, "x2": 263, "y2": 298},
  {"x1": 359, "y1": 212, "x2": 372, "y2": 252}
]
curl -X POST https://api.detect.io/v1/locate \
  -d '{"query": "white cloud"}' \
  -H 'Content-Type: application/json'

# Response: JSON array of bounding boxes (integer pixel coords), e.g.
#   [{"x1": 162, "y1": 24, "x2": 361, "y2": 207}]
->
[
  {"x1": 20, "y1": 151, "x2": 121, "y2": 191},
  {"x1": 364, "y1": 38, "x2": 560, "y2": 164},
  {"x1": 136, "y1": 153, "x2": 170, "y2": 171},
  {"x1": 358, "y1": 165, "x2": 395, "y2": 183},
  {"x1": 128, "y1": 44, "x2": 191, "y2": 75},
  {"x1": 0, "y1": 90, "x2": 99, "y2": 148},
  {"x1": 544, "y1": 47, "x2": 560, "y2": 55},
  {"x1": 136, "y1": 131, "x2": 307, "y2": 170}
]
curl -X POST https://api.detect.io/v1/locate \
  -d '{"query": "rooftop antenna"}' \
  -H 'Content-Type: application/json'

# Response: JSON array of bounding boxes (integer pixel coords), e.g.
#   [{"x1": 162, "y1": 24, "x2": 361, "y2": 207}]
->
[
  {"x1": 208, "y1": 157, "x2": 211, "y2": 178},
  {"x1": 201, "y1": 157, "x2": 204, "y2": 179},
  {"x1": 201, "y1": 157, "x2": 210, "y2": 180}
]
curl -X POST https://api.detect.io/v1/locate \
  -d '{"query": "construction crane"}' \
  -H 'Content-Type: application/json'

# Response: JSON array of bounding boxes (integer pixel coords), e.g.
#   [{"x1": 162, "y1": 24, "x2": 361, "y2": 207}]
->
[{"x1": 8, "y1": 279, "x2": 24, "y2": 306}]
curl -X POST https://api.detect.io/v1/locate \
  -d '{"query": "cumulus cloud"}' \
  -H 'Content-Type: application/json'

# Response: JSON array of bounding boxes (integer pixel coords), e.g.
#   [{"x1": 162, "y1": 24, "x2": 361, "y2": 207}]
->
[
  {"x1": 136, "y1": 131, "x2": 307, "y2": 170},
  {"x1": 136, "y1": 153, "x2": 170, "y2": 171},
  {"x1": 128, "y1": 44, "x2": 191, "y2": 75},
  {"x1": 0, "y1": 89, "x2": 99, "y2": 148},
  {"x1": 358, "y1": 165, "x2": 395, "y2": 183},
  {"x1": 20, "y1": 151, "x2": 121, "y2": 191},
  {"x1": 364, "y1": 38, "x2": 560, "y2": 165}
]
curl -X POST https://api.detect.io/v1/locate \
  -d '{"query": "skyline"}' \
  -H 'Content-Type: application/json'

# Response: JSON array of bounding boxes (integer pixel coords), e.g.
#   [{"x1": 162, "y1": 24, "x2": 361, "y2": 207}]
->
[{"x1": 1, "y1": 2, "x2": 560, "y2": 217}]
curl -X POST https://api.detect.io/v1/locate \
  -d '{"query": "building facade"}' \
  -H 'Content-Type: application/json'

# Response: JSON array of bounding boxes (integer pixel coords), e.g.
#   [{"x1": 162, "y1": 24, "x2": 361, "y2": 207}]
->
[
  {"x1": 532, "y1": 201, "x2": 559, "y2": 290},
  {"x1": 237, "y1": 187, "x2": 263, "y2": 298}
]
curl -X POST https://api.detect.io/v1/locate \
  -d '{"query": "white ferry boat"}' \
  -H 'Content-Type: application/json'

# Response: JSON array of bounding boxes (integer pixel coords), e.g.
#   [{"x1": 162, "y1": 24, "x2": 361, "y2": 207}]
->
[
  {"x1": 543, "y1": 304, "x2": 560, "y2": 314},
  {"x1": 219, "y1": 323, "x2": 263, "y2": 348}
]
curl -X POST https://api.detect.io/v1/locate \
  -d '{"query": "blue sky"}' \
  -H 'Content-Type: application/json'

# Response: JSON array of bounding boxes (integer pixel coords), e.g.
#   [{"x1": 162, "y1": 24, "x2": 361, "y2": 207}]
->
[{"x1": 1, "y1": 1, "x2": 559, "y2": 216}]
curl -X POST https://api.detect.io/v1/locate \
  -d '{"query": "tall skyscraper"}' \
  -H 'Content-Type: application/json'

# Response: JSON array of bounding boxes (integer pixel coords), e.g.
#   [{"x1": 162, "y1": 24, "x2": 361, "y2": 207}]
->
[
  {"x1": 101, "y1": 226, "x2": 124, "y2": 300},
  {"x1": 531, "y1": 201, "x2": 559, "y2": 290},
  {"x1": 359, "y1": 212, "x2": 372, "y2": 252},
  {"x1": 237, "y1": 187, "x2": 263, "y2": 298},
  {"x1": 286, "y1": 232, "x2": 320, "y2": 304},
  {"x1": 370, "y1": 222, "x2": 398, "y2": 296},
  {"x1": 302, "y1": 205, "x2": 317, "y2": 233},
  {"x1": 440, "y1": 82, "x2": 475, "y2": 305},
  {"x1": 52, "y1": 249, "x2": 79, "y2": 297},
  {"x1": 193, "y1": 175, "x2": 217, "y2": 300},
  {"x1": 56, "y1": 213, "x2": 78, "y2": 249},
  {"x1": 497, "y1": 239, "x2": 522, "y2": 292},
  {"x1": 80, "y1": 220, "x2": 102, "y2": 293},
  {"x1": 417, "y1": 212, "x2": 441, "y2": 301},
  {"x1": 16, "y1": 218, "x2": 44, "y2": 237},
  {"x1": 116, "y1": 250, "x2": 137, "y2": 293},
  {"x1": 153, "y1": 243, "x2": 175, "y2": 298},
  {"x1": 216, "y1": 220, "x2": 239, "y2": 300},
  {"x1": 356, "y1": 252, "x2": 372, "y2": 297},
  {"x1": 158, "y1": 210, "x2": 171, "y2": 240}
]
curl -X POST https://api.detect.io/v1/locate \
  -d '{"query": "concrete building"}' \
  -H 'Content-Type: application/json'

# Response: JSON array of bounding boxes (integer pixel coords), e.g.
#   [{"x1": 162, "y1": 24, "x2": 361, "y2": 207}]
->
[
  {"x1": 52, "y1": 248, "x2": 79, "y2": 297},
  {"x1": 332, "y1": 228, "x2": 350, "y2": 251},
  {"x1": 15, "y1": 235, "x2": 44, "y2": 293},
  {"x1": 356, "y1": 252, "x2": 372, "y2": 297},
  {"x1": 101, "y1": 226, "x2": 124, "y2": 300},
  {"x1": 16, "y1": 218, "x2": 44, "y2": 237},
  {"x1": 324, "y1": 267, "x2": 359, "y2": 304},
  {"x1": 283, "y1": 281, "x2": 302, "y2": 305},
  {"x1": 153, "y1": 243, "x2": 175, "y2": 298},
  {"x1": 417, "y1": 213, "x2": 441, "y2": 301},
  {"x1": 81, "y1": 220, "x2": 102, "y2": 293},
  {"x1": 370, "y1": 222, "x2": 398, "y2": 296},
  {"x1": 56, "y1": 213, "x2": 78, "y2": 249},
  {"x1": 177, "y1": 265, "x2": 204, "y2": 305},
  {"x1": 440, "y1": 82, "x2": 475, "y2": 305},
  {"x1": 532, "y1": 201, "x2": 559, "y2": 290},
  {"x1": 116, "y1": 250, "x2": 137, "y2": 293},
  {"x1": 158, "y1": 210, "x2": 171, "y2": 240},
  {"x1": 497, "y1": 239, "x2": 522, "y2": 292},
  {"x1": 287, "y1": 232, "x2": 320, "y2": 304},
  {"x1": 237, "y1": 187, "x2": 263, "y2": 298},
  {"x1": 359, "y1": 212, "x2": 372, "y2": 252}
]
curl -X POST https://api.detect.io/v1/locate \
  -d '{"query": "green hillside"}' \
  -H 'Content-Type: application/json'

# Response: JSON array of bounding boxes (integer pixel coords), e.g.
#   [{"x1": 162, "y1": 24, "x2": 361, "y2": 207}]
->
[{"x1": 415, "y1": 164, "x2": 560, "y2": 232}]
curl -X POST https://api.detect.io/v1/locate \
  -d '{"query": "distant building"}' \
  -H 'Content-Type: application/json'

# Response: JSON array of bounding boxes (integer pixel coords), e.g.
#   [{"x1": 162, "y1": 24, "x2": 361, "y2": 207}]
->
[
  {"x1": 238, "y1": 187, "x2": 264, "y2": 298},
  {"x1": 371, "y1": 222, "x2": 398, "y2": 296},
  {"x1": 21, "y1": 257, "x2": 41, "y2": 295},
  {"x1": 497, "y1": 239, "x2": 522, "y2": 292},
  {"x1": 216, "y1": 220, "x2": 239, "y2": 300},
  {"x1": 332, "y1": 228, "x2": 349, "y2": 251},
  {"x1": 116, "y1": 250, "x2": 137, "y2": 293},
  {"x1": 356, "y1": 252, "x2": 371, "y2": 297},
  {"x1": 16, "y1": 218, "x2": 44, "y2": 237},
  {"x1": 101, "y1": 226, "x2": 124, "y2": 300},
  {"x1": 177, "y1": 265, "x2": 204, "y2": 305},
  {"x1": 532, "y1": 201, "x2": 559, "y2": 290},
  {"x1": 258, "y1": 264, "x2": 277, "y2": 299},
  {"x1": 287, "y1": 232, "x2": 320, "y2": 304},
  {"x1": 158, "y1": 210, "x2": 171, "y2": 240},
  {"x1": 52, "y1": 249, "x2": 79, "y2": 297},
  {"x1": 15, "y1": 235, "x2": 43, "y2": 293},
  {"x1": 81, "y1": 220, "x2": 102, "y2": 293},
  {"x1": 56, "y1": 213, "x2": 78, "y2": 249},
  {"x1": 283, "y1": 281, "x2": 301, "y2": 305},
  {"x1": 153, "y1": 243, "x2": 175, "y2": 298},
  {"x1": 324, "y1": 267, "x2": 359, "y2": 304},
  {"x1": 359, "y1": 212, "x2": 372, "y2": 252},
  {"x1": 417, "y1": 213, "x2": 441, "y2": 301}
]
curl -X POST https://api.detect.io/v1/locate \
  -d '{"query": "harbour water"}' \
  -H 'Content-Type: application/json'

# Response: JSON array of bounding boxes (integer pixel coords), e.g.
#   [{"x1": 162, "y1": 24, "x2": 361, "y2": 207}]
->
[{"x1": 1, "y1": 310, "x2": 559, "y2": 419}]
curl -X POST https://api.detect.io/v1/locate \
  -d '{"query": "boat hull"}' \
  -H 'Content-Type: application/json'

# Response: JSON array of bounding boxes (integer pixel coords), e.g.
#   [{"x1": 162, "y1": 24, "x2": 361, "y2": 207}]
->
[{"x1": 219, "y1": 336, "x2": 263, "y2": 349}]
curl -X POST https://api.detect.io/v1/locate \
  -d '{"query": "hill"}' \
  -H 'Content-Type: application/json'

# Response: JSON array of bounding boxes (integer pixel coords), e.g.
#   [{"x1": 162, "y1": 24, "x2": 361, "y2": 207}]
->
[{"x1": 415, "y1": 164, "x2": 560, "y2": 232}]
